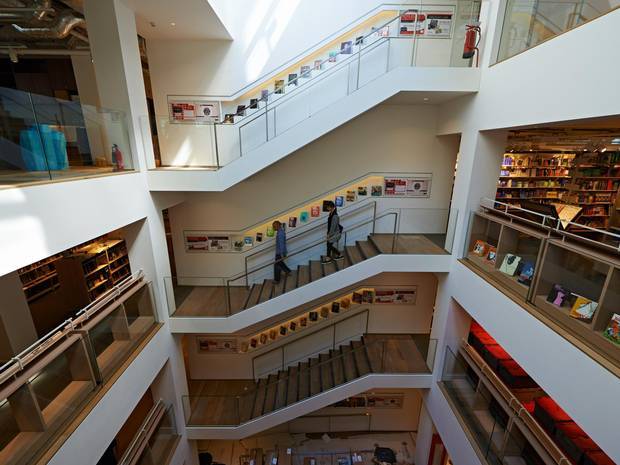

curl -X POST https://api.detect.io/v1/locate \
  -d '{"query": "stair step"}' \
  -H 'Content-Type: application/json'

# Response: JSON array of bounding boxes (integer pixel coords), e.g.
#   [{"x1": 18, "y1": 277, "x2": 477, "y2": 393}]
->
[
  {"x1": 319, "y1": 353, "x2": 334, "y2": 391},
  {"x1": 263, "y1": 374, "x2": 279, "y2": 415},
  {"x1": 309, "y1": 260, "x2": 323, "y2": 282},
  {"x1": 368, "y1": 234, "x2": 389, "y2": 254},
  {"x1": 284, "y1": 270, "x2": 298, "y2": 293},
  {"x1": 340, "y1": 345, "x2": 358, "y2": 381},
  {"x1": 357, "y1": 240, "x2": 379, "y2": 260},
  {"x1": 258, "y1": 280, "x2": 274, "y2": 304},
  {"x1": 251, "y1": 378, "x2": 268, "y2": 418},
  {"x1": 286, "y1": 366, "x2": 299, "y2": 405},
  {"x1": 297, "y1": 265, "x2": 311, "y2": 288},
  {"x1": 274, "y1": 371, "x2": 288, "y2": 411},
  {"x1": 345, "y1": 245, "x2": 363, "y2": 265},
  {"x1": 244, "y1": 283, "x2": 262, "y2": 309},
  {"x1": 309, "y1": 358, "x2": 322, "y2": 396},
  {"x1": 322, "y1": 259, "x2": 338, "y2": 276},
  {"x1": 351, "y1": 339, "x2": 371, "y2": 376},
  {"x1": 330, "y1": 349, "x2": 346, "y2": 386},
  {"x1": 363, "y1": 336, "x2": 383, "y2": 372},
  {"x1": 298, "y1": 362, "x2": 310, "y2": 400},
  {"x1": 271, "y1": 276, "x2": 287, "y2": 298}
]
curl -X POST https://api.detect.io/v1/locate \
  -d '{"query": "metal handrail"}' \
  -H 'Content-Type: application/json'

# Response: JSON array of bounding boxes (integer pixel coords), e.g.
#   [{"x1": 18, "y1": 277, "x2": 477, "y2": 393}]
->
[
  {"x1": 225, "y1": 211, "x2": 398, "y2": 312},
  {"x1": 0, "y1": 270, "x2": 144, "y2": 384},
  {"x1": 243, "y1": 201, "x2": 377, "y2": 286},
  {"x1": 482, "y1": 197, "x2": 620, "y2": 253}
]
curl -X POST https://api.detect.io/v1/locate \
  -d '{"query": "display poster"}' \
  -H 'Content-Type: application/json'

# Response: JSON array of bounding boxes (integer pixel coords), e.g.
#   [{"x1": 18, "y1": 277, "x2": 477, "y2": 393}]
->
[
  {"x1": 197, "y1": 337, "x2": 237, "y2": 353},
  {"x1": 169, "y1": 98, "x2": 221, "y2": 123},
  {"x1": 399, "y1": 10, "x2": 453, "y2": 37},
  {"x1": 184, "y1": 231, "x2": 231, "y2": 252},
  {"x1": 373, "y1": 287, "x2": 417, "y2": 304},
  {"x1": 384, "y1": 177, "x2": 431, "y2": 197}
]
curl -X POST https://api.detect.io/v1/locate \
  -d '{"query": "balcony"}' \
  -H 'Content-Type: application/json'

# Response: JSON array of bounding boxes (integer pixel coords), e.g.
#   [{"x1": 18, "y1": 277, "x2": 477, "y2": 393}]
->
[
  {"x1": 0, "y1": 87, "x2": 135, "y2": 188},
  {"x1": 462, "y1": 200, "x2": 620, "y2": 375},
  {"x1": 0, "y1": 273, "x2": 160, "y2": 465}
]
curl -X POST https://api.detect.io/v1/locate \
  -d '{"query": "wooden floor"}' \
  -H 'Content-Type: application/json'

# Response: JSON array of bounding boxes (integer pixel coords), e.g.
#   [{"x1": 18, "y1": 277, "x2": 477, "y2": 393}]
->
[
  {"x1": 172, "y1": 234, "x2": 446, "y2": 317},
  {"x1": 185, "y1": 335, "x2": 430, "y2": 426}
]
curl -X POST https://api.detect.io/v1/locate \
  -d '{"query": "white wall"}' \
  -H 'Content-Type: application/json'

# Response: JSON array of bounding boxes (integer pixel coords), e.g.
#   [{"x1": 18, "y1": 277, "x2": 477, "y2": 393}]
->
[
  {"x1": 185, "y1": 272, "x2": 436, "y2": 379},
  {"x1": 168, "y1": 104, "x2": 458, "y2": 282}
]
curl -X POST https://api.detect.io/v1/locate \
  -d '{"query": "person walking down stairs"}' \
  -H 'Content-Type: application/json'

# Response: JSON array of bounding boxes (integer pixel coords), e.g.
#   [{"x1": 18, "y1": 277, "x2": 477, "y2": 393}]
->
[
  {"x1": 322, "y1": 201, "x2": 344, "y2": 263},
  {"x1": 273, "y1": 221, "x2": 292, "y2": 283}
]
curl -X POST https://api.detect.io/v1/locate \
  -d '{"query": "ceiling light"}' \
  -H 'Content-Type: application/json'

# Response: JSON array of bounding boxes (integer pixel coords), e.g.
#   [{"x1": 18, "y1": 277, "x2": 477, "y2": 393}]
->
[
  {"x1": 170, "y1": 22, "x2": 176, "y2": 26},
  {"x1": 601, "y1": 147, "x2": 607, "y2": 152},
  {"x1": 612, "y1": 138, "x2": 620, "y2": 145},
  {"x1": 423, "y1": 97, "x2": 429, "y2": 101}
]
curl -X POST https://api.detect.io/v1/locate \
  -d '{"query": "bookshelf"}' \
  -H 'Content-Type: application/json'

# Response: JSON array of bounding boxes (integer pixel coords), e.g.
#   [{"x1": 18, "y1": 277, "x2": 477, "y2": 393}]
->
[
  {"x1": 56, "y1": 239, "x2": 131, "y2": 305},
  {"x1": 18, "y1": 255, "x2": 62, "y2": 303}
]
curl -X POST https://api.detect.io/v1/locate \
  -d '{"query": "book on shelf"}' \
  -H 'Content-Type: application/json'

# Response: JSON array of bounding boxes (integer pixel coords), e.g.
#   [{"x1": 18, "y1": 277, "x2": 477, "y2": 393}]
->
[
  {"x1": 485, "y1": 246, "x2": 497, "y2": 264},
  {"x1": 569, "y1": 295, "x2": 598, "y2": 321},
  {"x1": 604, "y1": 314, "x2": 620, "y2": 345},
  {"x1": 517, "y1": 261, "x2": 535, "y2": 286},
  {"x1": 499, "y1": 254, "x2": 522, "y2": 276},
  {"x1": 471, "y1": 240, "x2": 489, "y2": 257},
  {"x1": 547, "y1": 284, "x2": 572, "y2": 307},
  {"x1": 274, "y1": 80, "x2": 285, "y2": 94}
]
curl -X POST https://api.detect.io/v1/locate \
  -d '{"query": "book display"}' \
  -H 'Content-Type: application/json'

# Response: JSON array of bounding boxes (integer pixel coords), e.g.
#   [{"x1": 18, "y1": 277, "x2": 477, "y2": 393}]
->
[
  {"x1": 18, "y1": 254, "x2": 62, "y2": 303},
  {"x1": 466, "y1": 210, "x2": 620, "y2": 366},
  {"x1": 496, "y1": 151, "x2": 620, "y2": 233},
  {"x1": 182, "y1": 173, "x2": 430, "y2": 253}
]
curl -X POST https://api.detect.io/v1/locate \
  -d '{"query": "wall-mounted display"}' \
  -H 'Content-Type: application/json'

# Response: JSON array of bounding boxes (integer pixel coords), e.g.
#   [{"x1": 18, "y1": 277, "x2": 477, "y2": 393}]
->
[
  {"x1": 184, "y1": 231, "x2": 230, "y2": 252},
  {"x1": 197, "y1": 337, "x2": 237, "y2": 353},
  {"x1": 333, "y1": 393, "x2": 404, "y2": 409},
  {"x1": 168, "y1": 99, "x2": 221, "y2": 123},
  {"x1": 398, "y1": 10, "x2": 453, "y2": 37},
  {"x1": 384, "y1": 177, "x2": 431, "y2": 197}
]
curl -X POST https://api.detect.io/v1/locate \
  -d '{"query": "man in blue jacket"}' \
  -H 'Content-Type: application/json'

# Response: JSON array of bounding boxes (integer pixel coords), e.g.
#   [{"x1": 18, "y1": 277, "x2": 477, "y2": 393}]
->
[{"x1": 273, "y1": 221, "x2": 292, "y2": 283}]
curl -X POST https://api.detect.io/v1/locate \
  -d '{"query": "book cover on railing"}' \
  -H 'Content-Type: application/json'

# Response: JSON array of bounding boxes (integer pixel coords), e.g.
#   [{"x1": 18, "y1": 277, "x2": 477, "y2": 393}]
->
[
  {"x1": 346, "y1": 190, "x2": 356, "y2": 202},
  {"x1": 358, "y1": 186, "x2": 368, "y2": 196},
  {"x1": 279, "y1": 325, "x2": 287, "y2": 336},
  {"x1": 328, "y1": 51, "x2": 338, "y2": 62},
  {"x1": 300, "y1": 316, "x2": 308, "y2": 326},
  {"x1": 362, "y1": 289, "x2": 375, "y2": 303},
  {"x1": 250, "y1": 338, "x2": 258, "y2": 348},
  {"x1": 223, "y1": 114, "x2": 235, "y2": 124},
  {"x1": 249, "y1": 98, "x2": 258, "y2": 109},
  {"x1": 244, "y1": 236, "x2": 253, "y2": 246},
  {"x1": 341, "y1": 297, "x2": 351, "y2": 308},
  {"x1": 275, "y1": 80, "x2": 285, "y2": 94},
  {"x1": 604, "y1": 313, "x2": 620, "y2": 345},
  {"x1": 340, "y1": 41, "x2": 353, "y2": 54},
  {"x1": 269, "y1": 329, "x2": 277, "y2": 340},
  {"x1": 314, "y1": 59, "x2": 323, "y2": 70},
  {"x1": 255, "y1": 232, "x2": 263, "y2": 243},
  {"x1": 352, "y1": 291, "x2": 362, "y2": 304},
  {"x1": 288, "y1": 216, "x2": 297, "y2": 227},
  {"x1": 300, "y1": 211, "x2": 309, "y2": 222},
  {"x1": 311, "y1": 206, "x2": 321, "y2": 217},
  {"x1": 288, "y1": 73, "x2": 298, "y2": 86},
  {"x1": 300, "y1": 65, "x2": 311, "y2": 77},
  {"x1": 331, "y1": 301, "x2": 340, "y2": 313},
  {"x1": 320, "y1": 306, "x2": 329, "y2": 318},
  {"x1": 372, "y1": 25, "x2": 389, "y2": 37},
  {"x1": 371, "y1": 185, "x2": 383, "y2": 196},
  {"x1": 261, "y1": 89, "x2": 269, "y2": 101},
  {"x1": 266, "y1": 226, "x2": 275, "y2": 237},
  {"x1": 236, "y1": 105, "x2": 246, "y2": 116},
  {"x1": 234, "y1": 240, "x2": 244, "y2": 251},
  {"x1": 322, "y1": 200, "x2": 331, "y2": 212},
  {"x1": 309, "y1": 311, "x2": 318, "y2": 321},
  {"x1": 259, "y1": 333, "x2": 268, "y2": 344},
  {"x1": 335, "y1": 196, "x2": 344, "y2": 207},
  {"x1": 355, "y1": 35, "x2": 364, "y2": 45},
  {"x1": 289, "y1": 321, "x2": 297, "y2": 331}
]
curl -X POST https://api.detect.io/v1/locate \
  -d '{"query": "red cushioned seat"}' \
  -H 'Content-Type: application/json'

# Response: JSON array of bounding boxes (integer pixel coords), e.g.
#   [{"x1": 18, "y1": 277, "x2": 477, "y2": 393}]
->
[
  {"x1": 554, "y1": 422, "x2": 597, "y2": 464},
  {"x1": 500, "y1": 359, "x2": 527, "y2": 376},
  {"x1": 478, "y1": 333, "x2": 497, "y2": 345},
  {"x1": 521, "y1": 400, "x2": 535, "y2": 414},
  {"x1": 572, "y1": 437, "x2": 599, "y2": 452},
  {"x1": 498, "y1": 359, "x2": 537, "y2": 388},
  {"x1": 482, "y1": 343, "x2": 512, "y2": 371},
  {"x1": 470, "y1": 321, "x2": 485, "y2": 334},
  {"x1": 535, "y1": 397, "x2": 572, "y2": 422},
  {"x1": 555, "y1": 421, "x2": 587, "y2": 438},
  {"x1": 583, "y1": 451, "x2": 615, "y2": 465}
]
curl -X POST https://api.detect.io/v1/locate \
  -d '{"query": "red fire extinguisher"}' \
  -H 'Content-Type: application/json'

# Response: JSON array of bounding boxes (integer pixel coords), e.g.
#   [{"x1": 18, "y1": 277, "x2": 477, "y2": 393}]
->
[
  {"x1": 463, "y1": 22, "x2": 481, "y2": 67},
  {"x1": 112, "y1": 144, "x2": 124, "y2": 171}
]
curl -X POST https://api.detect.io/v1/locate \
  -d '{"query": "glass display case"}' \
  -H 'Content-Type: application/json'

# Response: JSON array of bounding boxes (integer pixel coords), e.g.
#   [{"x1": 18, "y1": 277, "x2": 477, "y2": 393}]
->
[{"x1": 465, "y1": 212, "x2": 503, "y2": 272}]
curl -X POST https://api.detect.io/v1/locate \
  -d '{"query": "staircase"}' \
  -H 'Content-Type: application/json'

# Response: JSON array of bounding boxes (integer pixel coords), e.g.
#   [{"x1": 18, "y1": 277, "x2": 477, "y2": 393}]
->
[{"x1": 241, "y1": 233, "x2": 393, "y2": 311}]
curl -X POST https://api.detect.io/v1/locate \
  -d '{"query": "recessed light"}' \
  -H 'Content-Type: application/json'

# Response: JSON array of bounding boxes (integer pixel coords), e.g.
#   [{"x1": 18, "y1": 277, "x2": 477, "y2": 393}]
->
[
  {"x1": 170, "y1": 22, "x2": 176, "y2": 26},
  {"x1": 423, "y1": 97, "x2": 429, "y2": 101},
  {"x1": 612, "y1": 138, "x2": 620, "y2": 145}
]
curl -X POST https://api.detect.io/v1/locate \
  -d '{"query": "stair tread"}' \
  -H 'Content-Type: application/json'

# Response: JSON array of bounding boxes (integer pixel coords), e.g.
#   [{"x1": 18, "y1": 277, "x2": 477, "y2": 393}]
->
[
  {"x1": 357, "y1": 240, "x2": 379, "y2": 260},
  {"x1": 239, "y1": 385, "x2": 256, "y2": 423},
  {"x1": 274, "y1": 371, "x2": 288, "y2": 411},
  {"x1": 286, "y1": 366, "x2": 299, "y2": 405},
  {"x1": 309, "y1": 358, "x2": 322, "y2": 396},
  {"x1": 298, "y1": 362, "x2": 310, "y2": 400},
  {"x1": 319, "y1": 353, "x2": 334, "y2": 391},
  {"x1": 330, "y1": 349, "x2": 346, "y2": 386},
  {"x1": 323, "y1": 260, "x2": 338, "y2": 276},
  {"x1": 341, "y1": 345, "x2": 358, "y2": 381},
  {"x1": 258, "y1": 280, "x2": 274, "y2": 304},
  {"x1": 263, "y1": 374, "x2": 278, "y2": 415},
  {"x1": 368, "y1": 234, "x2": 389, "y2": 254},
  {"x1": 309, "y1": 260, "x2": 323, "y2": 282},
  {"x1": 364, "y1": 337, "x2": 384, "y2": 372},
  {"x1": 351, "y1": 340, "x2": 371, "y2": 376},
  {"x1": 345, "y1": 245, "x2": 363, "y2": 265},
  {"x1": 284, "y1": 270, "x2": 298, "y2": 293},
  {"x1": 297, "y1": 265, "x2": 310, "y2": 288},
  {"x1": 251, "y1": 378, "x2": 268, "y2": 418},
  {"x1": 244, "y1": 283, "x2": 262, "y2": 309},
  {"x1": 271, "y1": 276, "x2": 287, "y2": 298}
]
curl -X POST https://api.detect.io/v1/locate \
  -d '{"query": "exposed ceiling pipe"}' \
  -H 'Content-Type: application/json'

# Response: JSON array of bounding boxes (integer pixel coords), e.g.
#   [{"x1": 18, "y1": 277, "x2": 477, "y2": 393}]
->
[
  {"x1": 11, "y1": 9, "x2": 84, "y2": 39},
  {"x1": 31, "y1": 0, "x2": 52, "y2": 21}
]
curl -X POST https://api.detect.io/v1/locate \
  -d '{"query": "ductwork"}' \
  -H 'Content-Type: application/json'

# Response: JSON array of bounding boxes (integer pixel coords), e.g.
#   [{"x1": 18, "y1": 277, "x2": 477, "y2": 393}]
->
[
  {"x1": 0, "y1": 0, "x2": 51, "y2": 21},
  {"x1": 11, "y1": 8, "x2": 83, "y2": 39}
]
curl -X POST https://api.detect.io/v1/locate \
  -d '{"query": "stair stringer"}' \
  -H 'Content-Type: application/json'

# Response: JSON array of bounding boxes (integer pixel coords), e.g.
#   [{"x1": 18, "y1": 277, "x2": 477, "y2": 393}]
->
[
  {"x1": 147, "y1": 67, "x2": 480, "y2": 192},
  {"x1": 186, "y1": 372, "x2": 433, "y2": 439},
  {"x1": 169, "y1": 253, "x2": 452, "y2": 333}
]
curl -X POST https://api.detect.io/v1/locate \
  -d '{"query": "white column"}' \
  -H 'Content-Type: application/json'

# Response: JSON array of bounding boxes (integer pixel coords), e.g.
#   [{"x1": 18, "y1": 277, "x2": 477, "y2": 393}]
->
[
  {"x1": 83, "y1": 0, "x2": 153, "y2": 171},
  {"x1": 414, "y1": 402, "x2": 435, "y2": 465}
]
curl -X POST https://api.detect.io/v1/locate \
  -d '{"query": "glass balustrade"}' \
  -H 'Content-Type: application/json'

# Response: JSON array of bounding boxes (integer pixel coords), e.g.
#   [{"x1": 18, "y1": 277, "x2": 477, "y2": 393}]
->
[
  {"x1": 0, "y1": 281, "x2": 159, "y2": 465},
  {"x1": 497, "y1": 0, "x2": 620, "y2": 62},
  {"x1": 154, "y1": 2, "x2": 481, "y2": 169},
  {"x1": 0, "y1": 86, "x2": 134, "y2": 187},
  {"x1": 134, "y1": 405, "x2": 179, "y2": 465}
]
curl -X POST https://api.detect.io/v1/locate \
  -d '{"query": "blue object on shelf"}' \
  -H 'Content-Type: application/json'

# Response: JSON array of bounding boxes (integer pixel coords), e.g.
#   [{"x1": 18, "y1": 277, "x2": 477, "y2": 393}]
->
[{"x1": 19, "y1": 124, "x2": 68, "y2": 171}]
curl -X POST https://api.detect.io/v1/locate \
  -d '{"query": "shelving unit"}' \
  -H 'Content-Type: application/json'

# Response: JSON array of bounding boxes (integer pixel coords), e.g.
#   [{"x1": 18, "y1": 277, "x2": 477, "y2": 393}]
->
[
  {"x1": 18, "y1": 255, "x2": 62, "y2": 303},
  {"x1": 56, "y1": 239, "x2": 131, "y2": 305}
]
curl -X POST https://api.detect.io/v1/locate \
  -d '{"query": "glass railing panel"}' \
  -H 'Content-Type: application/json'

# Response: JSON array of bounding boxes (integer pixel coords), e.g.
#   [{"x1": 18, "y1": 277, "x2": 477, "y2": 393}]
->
[
  {"x1": 0, "y1": 86, "x2": 134, "y2": 187},
  {"x1": 136, "y1": 405, "x2": 179, "y2": 465},
  {"x1": 497, "y1": 0, "x2": 620, "y2": 63}
]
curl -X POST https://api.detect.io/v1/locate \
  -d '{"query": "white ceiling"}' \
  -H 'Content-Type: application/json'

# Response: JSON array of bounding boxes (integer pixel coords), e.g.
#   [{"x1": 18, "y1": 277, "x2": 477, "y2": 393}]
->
[{"x1": 124, "y1": 0, "x2": 232, "y2": 40}]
